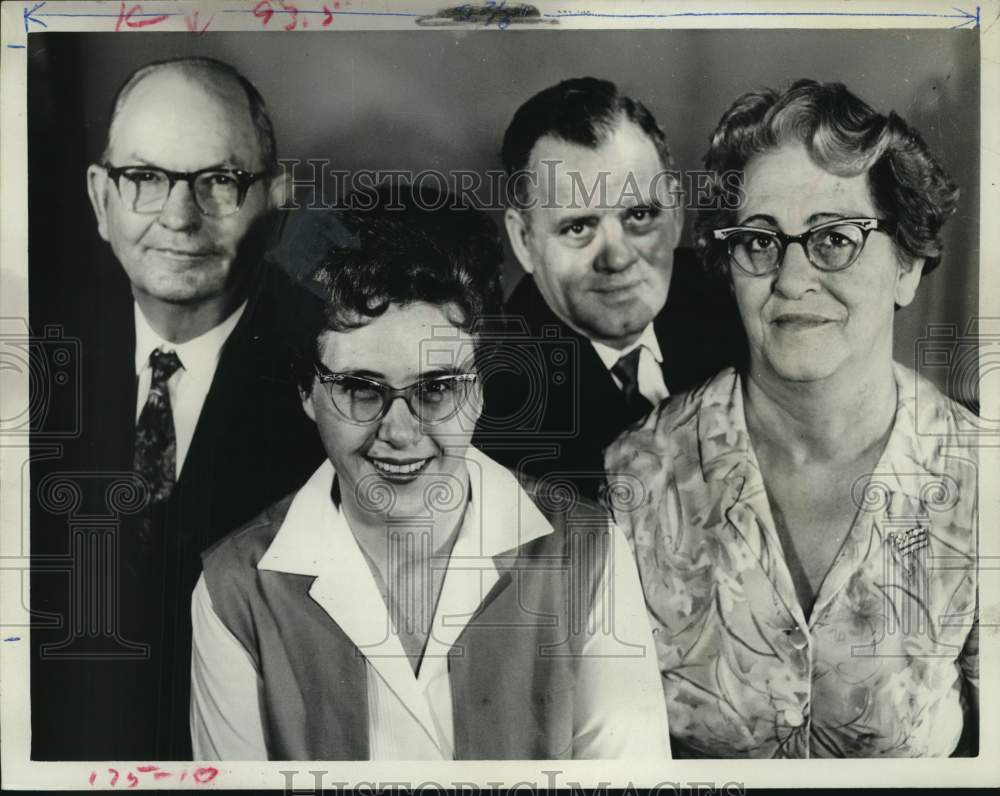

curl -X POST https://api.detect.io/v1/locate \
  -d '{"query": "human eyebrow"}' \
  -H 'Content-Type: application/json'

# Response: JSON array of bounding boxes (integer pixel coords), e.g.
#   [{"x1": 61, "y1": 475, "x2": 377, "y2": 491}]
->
[
  {"x1": 119, "y1": 157, "x2": 160, "y2": 169},
  {"x1": 804, "y1": 211, "x2": 871, "y2": 226},
  {"x1": 334, "y1": 369, "x2": 386, "y2": 381},
  {"x1": 735, "y1": 214, "x2": 780, "y2": 228},
  {"x1": 121, "y1": 160, "x2": 243, "y2": 172},
  {"x1": 419, "y1": 367, "x2": 467, "y2": 380},
  {"x1": 554, "y1": 213, "x2": 599, "y2": 230}
]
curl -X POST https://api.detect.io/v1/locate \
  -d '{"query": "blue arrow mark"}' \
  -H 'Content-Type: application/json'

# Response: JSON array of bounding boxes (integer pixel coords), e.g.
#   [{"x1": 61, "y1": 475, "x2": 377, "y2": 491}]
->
[
  {"x1": 544, "y1": 7, "x2": 980, "y2": 28},
  {"x1": 23, "y1": 2, "x2": 47, "y2": 33},
  {"x1": 950, "y1": 5, "x2": 979, "y2": 28}
]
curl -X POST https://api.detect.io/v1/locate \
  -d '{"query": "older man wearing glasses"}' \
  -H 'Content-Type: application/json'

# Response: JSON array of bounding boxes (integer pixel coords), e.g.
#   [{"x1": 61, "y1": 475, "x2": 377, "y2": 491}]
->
[{"x1": 30, "y1": 57, "x2": 323, "y2": 760}]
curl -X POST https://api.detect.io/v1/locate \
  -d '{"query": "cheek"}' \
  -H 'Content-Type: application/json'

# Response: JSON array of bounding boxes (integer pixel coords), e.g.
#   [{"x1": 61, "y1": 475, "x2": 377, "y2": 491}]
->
[
  {"x1": 106, "y1": 208, "x2": 152, "y2": 249},
  {"x1": 430, "y1": 431, "x2": 475, "y2": 469},
  {"x1": 732, "y1": 279, "x2": 768, "y2": 323},
  {"x1": 316, "y1": 407, "x2": 371, "y2": 460},
  {"x1": 535, "y1": 249, "x2": 582, "y2": 297},
  {"x1": 202, "y1": 220, "x2": 245, "y2": 257},
  {"x1": 637, "y1": 226, "x2": 672, "y2": 260},
  {"x1": 830, "y1": 271, "x2": 894, "y2": 327}
]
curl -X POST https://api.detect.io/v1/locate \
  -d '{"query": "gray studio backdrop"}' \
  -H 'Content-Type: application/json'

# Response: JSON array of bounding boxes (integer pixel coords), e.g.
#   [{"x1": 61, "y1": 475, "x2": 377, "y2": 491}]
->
[{"x1": 56, "y1": 29, "x2": 980, "y2": 397}]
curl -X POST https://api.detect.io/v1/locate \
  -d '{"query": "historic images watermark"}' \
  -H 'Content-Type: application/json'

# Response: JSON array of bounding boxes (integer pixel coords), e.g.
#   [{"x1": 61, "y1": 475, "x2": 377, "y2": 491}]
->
[
  {"x1": 276, "y1": 160, "x2": 745, "y2": 213},
  {"x1": 280, "y1": 768, "x2": 746, "y2": 795}
]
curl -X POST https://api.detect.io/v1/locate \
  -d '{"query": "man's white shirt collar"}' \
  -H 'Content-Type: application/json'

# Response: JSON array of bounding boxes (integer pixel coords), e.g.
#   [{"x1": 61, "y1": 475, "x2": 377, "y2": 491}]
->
[
  {"x1": 589, "y1": 322, "x2": 663, "y2": 370},
  {"x1": 590, "y1": 323, "x2": 669, "y2": 405},
  {"x1": 134, "y1": 300, "x2": 247, "y2": 376}
]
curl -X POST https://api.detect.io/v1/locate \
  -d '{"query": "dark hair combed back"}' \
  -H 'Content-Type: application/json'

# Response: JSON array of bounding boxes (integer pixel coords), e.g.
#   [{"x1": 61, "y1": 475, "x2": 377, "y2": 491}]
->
[
  {"x1": 292, "y1": 186, "x2": 504, "y2": 390},
  {"x1": 695, "y1": 79, "x2": 959, "y2": 276},
  {"x1": 104, "y1": 56, "x2": 278, "y2": 172},
  {"x1": 501, "y1": 77, "x2": 675, "y2": 208}
]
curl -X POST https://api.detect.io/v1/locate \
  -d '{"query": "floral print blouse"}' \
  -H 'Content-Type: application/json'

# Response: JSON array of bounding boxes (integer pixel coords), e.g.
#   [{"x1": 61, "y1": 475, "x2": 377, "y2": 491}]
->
[{"x1": 605, "y1": 365, "x2": 978, "y2": 758}]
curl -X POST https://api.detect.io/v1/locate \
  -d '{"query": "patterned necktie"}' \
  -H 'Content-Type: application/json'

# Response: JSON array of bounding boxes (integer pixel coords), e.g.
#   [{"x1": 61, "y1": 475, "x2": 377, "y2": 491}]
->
[
  {"x1": 611, "y1": 347, "x2": 653, "y2": 419},
  {"x1": 135, "y1": 349, "x2": 183, "y2": 508}
]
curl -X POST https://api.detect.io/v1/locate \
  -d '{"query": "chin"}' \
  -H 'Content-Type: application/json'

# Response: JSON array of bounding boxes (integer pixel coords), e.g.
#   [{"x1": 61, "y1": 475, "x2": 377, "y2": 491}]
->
[
  {"x1": 586, "y1": 313, "x2": 653, "y2": 346},
  {"x1": 148, "y1": 279, "x2": 229, "y2": 306},
  {"x1": 765, "y1": 357, "x2": 842, "y2": 383}
]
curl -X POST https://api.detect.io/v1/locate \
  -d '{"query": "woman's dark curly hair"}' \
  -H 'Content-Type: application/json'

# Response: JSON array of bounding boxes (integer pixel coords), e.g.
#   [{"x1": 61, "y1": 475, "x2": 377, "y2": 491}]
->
[
  {"x1": 695, "y1": 79, "x2": 959, "y2": 277},
  {"x1": 290, "y1": 185, "x2": 504, "y2": 391}
]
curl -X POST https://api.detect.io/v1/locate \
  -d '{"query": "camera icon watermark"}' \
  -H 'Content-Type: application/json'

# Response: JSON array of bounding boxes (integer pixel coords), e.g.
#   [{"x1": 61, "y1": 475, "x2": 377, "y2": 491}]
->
[
  {"x1": 913, "y1": 316, "x2": 999, "y2": 439},
  {"x1": 456, "y1": 317, "x2": 581, "y2": 441},
  {"x1": 0, "y1": 318, "x2": 81, "y2": 439}
]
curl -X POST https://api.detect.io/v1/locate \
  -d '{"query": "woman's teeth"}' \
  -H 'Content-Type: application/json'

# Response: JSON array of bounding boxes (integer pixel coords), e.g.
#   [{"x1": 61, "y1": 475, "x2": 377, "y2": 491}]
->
[{"x1": 370, "y1": 458, "x2": 429, "y2": 474}]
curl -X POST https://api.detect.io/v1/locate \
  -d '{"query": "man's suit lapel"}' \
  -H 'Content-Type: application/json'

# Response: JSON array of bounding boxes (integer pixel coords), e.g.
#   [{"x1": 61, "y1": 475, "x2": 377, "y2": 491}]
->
[{"x1": 507, "y1": 276, "x2": 633, "y2": 496}]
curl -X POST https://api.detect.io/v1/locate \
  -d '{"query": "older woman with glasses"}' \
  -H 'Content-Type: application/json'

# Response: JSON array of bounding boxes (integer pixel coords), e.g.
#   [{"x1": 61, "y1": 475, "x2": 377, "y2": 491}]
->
[
  {"x1": 606, "y1": 80, "x2": 978, "y2": 758},
  {"x1": 189, "y1": 190, "x2": 668, "y2": 760}
]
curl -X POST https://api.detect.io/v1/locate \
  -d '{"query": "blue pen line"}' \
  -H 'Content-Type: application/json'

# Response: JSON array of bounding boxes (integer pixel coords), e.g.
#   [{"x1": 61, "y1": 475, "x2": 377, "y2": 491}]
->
[
  {"x1": 8, "y1": 43, "x2": 26, "y2": 48},
  {"x1": 36, "y1": 11, "x2": 185, "y2": 17},
  {"x1": 545, "y1": 10, "x2": 976, "y2": 19},
  {"x1": 23, "y1": 1, "x2": 47, "y2": 31},
  {"x1": 3, "y1": 636, "x2": 21, "y2": 642},
  {"x1": 17, "y1": 3, "x2": 981, "y2": 29}
]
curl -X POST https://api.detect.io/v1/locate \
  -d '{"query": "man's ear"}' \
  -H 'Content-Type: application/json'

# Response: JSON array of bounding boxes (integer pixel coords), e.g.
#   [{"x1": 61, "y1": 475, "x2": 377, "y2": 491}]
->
[
  {"x1": 504, "y1": 207, "x2": 535, "y2": 275},
  {"x1": 894, "y1": 257, "x2": 924, "y2": 308},
  {"x1": 86, "y1": 164, "x2": 111, "y2": 242},
  {"x1": 267, "y1": 167, "x2": 293, "y2": 211}
]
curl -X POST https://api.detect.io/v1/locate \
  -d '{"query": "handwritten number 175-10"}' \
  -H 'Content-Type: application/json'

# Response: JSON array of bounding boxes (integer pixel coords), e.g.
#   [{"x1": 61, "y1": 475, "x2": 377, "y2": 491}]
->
[{"x1": 88, "y1": 767, "x2": 219, "y2": 788}]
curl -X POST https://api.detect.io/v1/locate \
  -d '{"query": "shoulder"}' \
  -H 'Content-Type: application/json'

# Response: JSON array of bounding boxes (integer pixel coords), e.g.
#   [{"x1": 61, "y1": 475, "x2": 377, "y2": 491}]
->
[
  {"x1": 513, "y1": 468, "x2": 610, "y2": 529},
  {"x1": 499, "y1": 468, "x2": 612, "y2": 605},
  {"x1": 898, "y1": 363, "x2": 979, "y2": 438},
  {"x1": 605, "y1": 369, "x2": 725, "y2": 479},
  {"x1": 201, "y1": 490, "x2": 297, "y2": 578},
  {"x1": 894, "y1": 363, "x2": 981, "y2": 479}
]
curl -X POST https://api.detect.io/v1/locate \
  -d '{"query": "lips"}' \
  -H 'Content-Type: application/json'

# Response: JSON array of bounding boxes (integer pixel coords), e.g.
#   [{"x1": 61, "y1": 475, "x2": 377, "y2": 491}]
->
[
  {"x1": 593, "y1": 281, "x2": 644, "y2": 301},
  {"x1": 152, "y1": 247, "x2": 215, "y2": 259},
  {"x1": 772, "y1": 313, "x2": 838, "y2": 330},
  {"x1": 367, "y1": 456, "x2": 432, "y2": 480}
]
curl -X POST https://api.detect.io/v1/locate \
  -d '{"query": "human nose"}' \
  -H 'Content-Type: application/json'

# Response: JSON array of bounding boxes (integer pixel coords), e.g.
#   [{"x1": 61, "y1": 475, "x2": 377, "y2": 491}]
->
[
  {"x1": 156, "y1": 178, "x2": 202, "y2": 231},
  {"x1": 595, "y1": 218, "x2": 639, "y2": 273},
  {"x1": 772, "y1": 239, "x2": 819, "y2": 298},
  {"x1": 376, "y1": 395, "x2": 422, "y2": 448}
]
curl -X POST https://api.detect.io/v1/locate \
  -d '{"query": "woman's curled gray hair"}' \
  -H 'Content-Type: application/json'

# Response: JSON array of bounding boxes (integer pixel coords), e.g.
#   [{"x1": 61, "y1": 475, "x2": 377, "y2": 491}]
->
[{"x1": 695, "y1": 79, "x2": 959, "y2": 276}]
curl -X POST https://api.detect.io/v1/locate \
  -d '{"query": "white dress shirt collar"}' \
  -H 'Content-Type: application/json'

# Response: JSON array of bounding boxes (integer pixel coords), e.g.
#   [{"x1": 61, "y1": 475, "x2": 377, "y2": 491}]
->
[
  {"x1": 134, "y1": 301, "x2": 247, "y2": 377},
  {"x1": 589, "y1": 322, "x2": 663, "y2": 371},
  {"x1": 590, "y1": 323, "x2": 669, "y2": 406},
  {"x1": 257, "y1": 446, "x2": 554, "y2": 578},
  {"x1": 134, "y1": 301, "x2": 247, "y2": 476}
]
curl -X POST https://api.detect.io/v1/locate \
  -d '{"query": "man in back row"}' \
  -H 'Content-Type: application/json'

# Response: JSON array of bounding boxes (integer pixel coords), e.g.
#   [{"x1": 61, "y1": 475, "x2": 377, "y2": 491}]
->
[
  {"x1": 31, "y1": 57, "x2": 323, "y2": 760},
  {"x1": 477, "y1": 77, "x2": 744, "y2": 500}
]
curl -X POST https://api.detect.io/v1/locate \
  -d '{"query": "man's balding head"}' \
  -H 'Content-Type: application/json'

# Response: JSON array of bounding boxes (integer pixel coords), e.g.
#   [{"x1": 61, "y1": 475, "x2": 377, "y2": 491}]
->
[{"x1": 103, "y1": 57, "x2": 277, "y2": 173}]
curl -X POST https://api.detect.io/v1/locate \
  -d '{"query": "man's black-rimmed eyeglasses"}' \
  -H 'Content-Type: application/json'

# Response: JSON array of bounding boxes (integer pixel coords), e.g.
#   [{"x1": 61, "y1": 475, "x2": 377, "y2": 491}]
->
[
  {"x1": 102, "y1": 163, "x2": 269, "y2": 218},
  {"x1": 713, "y1": 217, "x2": 897, "y2": 277},
  {"x1": 313, "y1": 363, "x2": 479, "y2": 425}
]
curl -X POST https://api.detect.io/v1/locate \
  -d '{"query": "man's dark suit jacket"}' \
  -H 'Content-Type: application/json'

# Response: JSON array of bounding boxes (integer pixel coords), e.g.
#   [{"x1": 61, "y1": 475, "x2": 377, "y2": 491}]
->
[
  {"x1": 475, "y1": 248, "x2": 746, "y2": 502},
  {"x1": 29, "y1": 258, "x2": 326, "y2": 760}
]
